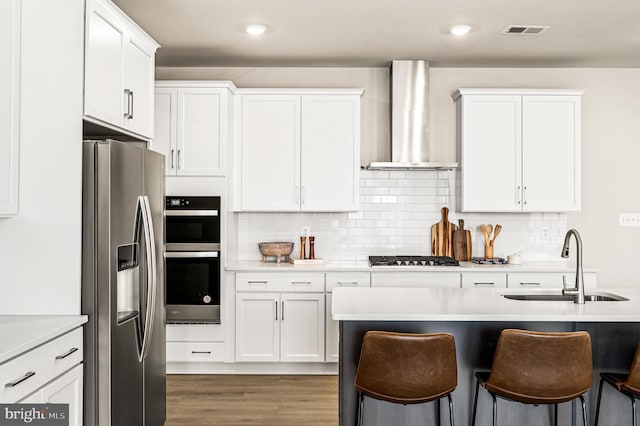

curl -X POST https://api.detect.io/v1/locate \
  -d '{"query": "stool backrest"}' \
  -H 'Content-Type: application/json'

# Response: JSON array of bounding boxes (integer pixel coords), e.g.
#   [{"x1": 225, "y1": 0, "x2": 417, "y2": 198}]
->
[
  {"x1": 354, "y1": 331, "x2": 457, "y2": 404},
  {"x1": 624, "y1": 342, "x2": 640, "y2": 393},
  {"x1": 487, "y1": 329, "x2": 592, "y2": 403}
]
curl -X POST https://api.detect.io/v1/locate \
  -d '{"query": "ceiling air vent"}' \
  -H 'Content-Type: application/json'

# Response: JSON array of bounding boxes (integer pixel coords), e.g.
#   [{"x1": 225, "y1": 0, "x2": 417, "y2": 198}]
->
[{"x1": 502, "y1": 25, "x2": 549, "y2": 35}]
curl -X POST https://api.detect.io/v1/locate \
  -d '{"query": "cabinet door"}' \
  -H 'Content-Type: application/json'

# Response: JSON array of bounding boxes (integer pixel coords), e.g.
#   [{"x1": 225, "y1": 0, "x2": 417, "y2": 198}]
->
[
  {"x1": 461, "y1": 272, "x2": 507, "y2": 288},
  {"x1": 240, "y1": 95, "x2": 301, "y2": 211},
  {"x1": 371, "y1": 272, "x2": 461, "y2": 288},
  {"x1": 235, "y1": 293, "x2": 280, "y2": 362},
  {"x1": 0, "y1": 0, "x2": 20, "y2": 215},
  {"x1": 151, "y1": 88, "x2": 178, "y2": 175},
  {"x1": 177, "y1": 88, "x2": 226, "y2": 176},
  {"x1": 460, "y1": 95, "x2": 522, "y2": 211},
  {"x1": 325, "y1": 293, "x2": 339, "y2": 363},
  {"x1": 41, "y1": 365, "x2": 83, "y2": 426},
  {"x1": 84, "y1": 0, "x2": 125, "y2": 128},
  {"x1": 301, "y1": 95, "x2": 360, "y2": 211},
  {"x1": 280, "y1": 293, "x2": 325, "y2": 362},
  {"x1": 507, "y1": 272, "x2": 596, "y2": 290},
  {"x1": 123, "y1": 34, "x2": 155, "y2": 138},
  {"x1": 522, "y1": 95, "x2": 581, "y2": 211}
]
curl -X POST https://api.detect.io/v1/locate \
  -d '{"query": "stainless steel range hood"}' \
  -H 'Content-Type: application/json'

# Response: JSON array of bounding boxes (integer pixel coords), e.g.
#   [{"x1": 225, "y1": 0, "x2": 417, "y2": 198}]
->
[{"x1": 368, "y1": 60, "x2": 457, "y2": 170}]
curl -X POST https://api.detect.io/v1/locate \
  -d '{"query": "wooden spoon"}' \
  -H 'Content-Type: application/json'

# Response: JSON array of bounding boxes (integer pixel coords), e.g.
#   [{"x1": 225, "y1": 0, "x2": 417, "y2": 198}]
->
[
  {"x1": 479, "y1": 224, "x2": 489, "y2": 245},
  {"x1": 486, "y1": 224, "x2": 493, "y2": 245},
  {"x1": 492, "y1": 224, "x2": 502, "y2": 246}
]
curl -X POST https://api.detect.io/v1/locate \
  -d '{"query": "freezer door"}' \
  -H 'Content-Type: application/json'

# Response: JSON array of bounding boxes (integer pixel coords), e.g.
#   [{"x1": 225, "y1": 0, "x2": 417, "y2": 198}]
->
[{"x1": 142, "y1": 148, "x2": 167, "y2": 426}]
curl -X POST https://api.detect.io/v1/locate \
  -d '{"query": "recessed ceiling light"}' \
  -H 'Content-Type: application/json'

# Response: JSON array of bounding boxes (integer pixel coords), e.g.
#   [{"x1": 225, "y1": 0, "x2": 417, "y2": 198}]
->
[
  {"x1": 449, "y1": 24, "x2": 472, "y2": 36},
  {"x1": 245, "y1": 24, "x2": 267, "y2": 36}
]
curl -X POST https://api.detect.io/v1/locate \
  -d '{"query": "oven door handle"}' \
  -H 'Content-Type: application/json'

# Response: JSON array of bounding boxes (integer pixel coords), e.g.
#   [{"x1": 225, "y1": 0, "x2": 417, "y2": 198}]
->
[
  {"x1": 164, "y1": 210, "x2": 219, "y2": 217},
  {"x1": 165, "y1": 251, "x2": 219, "y2": 258}
]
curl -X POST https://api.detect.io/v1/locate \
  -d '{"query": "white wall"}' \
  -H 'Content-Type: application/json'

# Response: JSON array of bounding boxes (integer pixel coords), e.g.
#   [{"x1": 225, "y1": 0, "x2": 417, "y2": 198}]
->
[
  {"x1": 0, "y1": 0, "x2": 84, "y2": 314},
  {"x1": 157, "y1": 66, "x2": 640, "y2": 287}
]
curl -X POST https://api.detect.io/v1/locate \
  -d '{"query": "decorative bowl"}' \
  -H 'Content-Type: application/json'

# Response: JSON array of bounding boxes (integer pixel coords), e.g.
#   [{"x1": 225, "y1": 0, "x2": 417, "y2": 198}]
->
[{"x1": 258, "y1": 242, "x2": 294, "y2": 263}]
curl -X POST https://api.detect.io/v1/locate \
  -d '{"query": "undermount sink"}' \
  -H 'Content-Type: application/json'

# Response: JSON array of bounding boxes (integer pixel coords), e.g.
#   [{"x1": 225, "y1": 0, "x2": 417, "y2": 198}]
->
[{"x1": 502, "y1": 292, "x2": 628, "y2": 302}]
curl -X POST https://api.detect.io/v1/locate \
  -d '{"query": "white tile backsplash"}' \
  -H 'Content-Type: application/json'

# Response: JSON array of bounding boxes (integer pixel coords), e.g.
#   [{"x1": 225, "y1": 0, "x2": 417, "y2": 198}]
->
[{"x1": 236, "y1": 170, "x2": 568, "y2": 262}]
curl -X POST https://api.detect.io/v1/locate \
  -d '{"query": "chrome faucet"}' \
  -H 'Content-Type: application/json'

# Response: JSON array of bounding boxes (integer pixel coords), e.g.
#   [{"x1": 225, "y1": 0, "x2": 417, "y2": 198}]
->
[{"x1": 560, "y1": 229, "x2": 585, "y2": 304}]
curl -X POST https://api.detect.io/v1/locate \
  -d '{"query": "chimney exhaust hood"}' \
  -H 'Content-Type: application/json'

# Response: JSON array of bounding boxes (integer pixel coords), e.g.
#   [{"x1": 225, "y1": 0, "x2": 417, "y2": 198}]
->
[{"x1": 368, "y1": 60, "x2": 458, "y2": 170}]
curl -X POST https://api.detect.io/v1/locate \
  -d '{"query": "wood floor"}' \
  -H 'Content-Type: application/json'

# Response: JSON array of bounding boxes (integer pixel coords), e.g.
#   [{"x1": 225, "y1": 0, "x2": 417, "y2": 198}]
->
[{"x1": 166, "y1": 375, "x2": 339, "y2": 425}]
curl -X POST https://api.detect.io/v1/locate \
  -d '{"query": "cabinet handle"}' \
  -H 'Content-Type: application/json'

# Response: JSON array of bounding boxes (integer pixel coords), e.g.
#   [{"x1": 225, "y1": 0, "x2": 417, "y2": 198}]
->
[
  {"x1": 248, "y1": 280, "x2": 268, "y2": 285},
  {"x1": 523, "y1": 186, "x2": 528, "y2": 206},
  {"x1": 275, "y1": 301, "x2": 278, "y2": 320},
  {"x1": 129, "y1": 90, "x2": 134, "y2": 119},
  {"x1": 55, "y1": 347, "x2": 78, "y2": 360},
  {"x1": 291, "y1": 281, "x2": 312, "y2": 285},
  {"x1": 516, "y1": 185, "x2": 521, "y2": 205},
  {"x1": 474, "y1": 282, "x2": 495, "y2": 286},
  {"x1": 337, "y1": 281, "x2": 359, "y2": 286},
  {"x1": 171, "y1": 149, "x2": 175, "y2": 169},
  {"x1": 124, "y1": 89, "x2": 131, "y2": 118},
  {"x1": 191, "y1": 351, "x2": 211, "y2": 355},
  {"x1": 5, "y1": 372, "x2": 35, "y2": 388},
  {"x1": 520, "y1": 282, "x2": 541, "y2": 286},
  {"x1": 177, "y1": 150, "x2": 181, "y2": 169},
  {"x1": 281, "y1": 301, "x2": 285, "y2": 321}
]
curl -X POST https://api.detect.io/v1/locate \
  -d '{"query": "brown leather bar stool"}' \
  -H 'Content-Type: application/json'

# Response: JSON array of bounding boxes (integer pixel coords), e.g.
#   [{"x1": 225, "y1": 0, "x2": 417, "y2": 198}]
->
[
  {"x1": 595, "y1": 341, "x2": 640, "y2": 426},
  {"x1": 471, "y1": 329, "x2": 592, "y2": 426},
  {"x1": 354, "y1": 331, "x2": 457, "y2": 426}
]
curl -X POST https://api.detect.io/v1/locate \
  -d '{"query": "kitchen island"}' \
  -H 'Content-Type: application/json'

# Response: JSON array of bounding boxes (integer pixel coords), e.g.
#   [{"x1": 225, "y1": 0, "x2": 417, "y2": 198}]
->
[{"x1": 333, "y1": 287, "x2": 640, "y2": 426}]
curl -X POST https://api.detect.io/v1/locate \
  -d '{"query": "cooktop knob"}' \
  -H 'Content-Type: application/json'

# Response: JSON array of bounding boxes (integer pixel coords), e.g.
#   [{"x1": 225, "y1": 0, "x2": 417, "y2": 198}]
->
[{"x1": 395, "y1": 260, "x2": 402, "y2": 265}]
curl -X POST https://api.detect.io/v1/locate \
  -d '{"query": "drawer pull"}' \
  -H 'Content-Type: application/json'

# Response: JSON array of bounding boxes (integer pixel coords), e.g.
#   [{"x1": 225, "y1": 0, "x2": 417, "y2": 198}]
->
[
  {"x1": 337, "y1": 281, "x2": 359, "y2": 286},
  {"x1": 291, "y1": 281, "x2": 312, "y2": 285},
  {"x1": 248, "y1": 280, "x2": 268, "y2": 285},
  {"x1": 191, "y1": 351, "x2": 212, "y2": 355},
  {"x1": 55, "y1": 347, "x2": 79, "y2": 360},
  {"x1": 5, "y1": 372, "x2": 35, "y2": 388},
  {"x1": 520, "y1": 282, "x2": 541, "y2": 286},
  {"x1": 474, "y1": 282, "x2": 495, "y2": 286}
]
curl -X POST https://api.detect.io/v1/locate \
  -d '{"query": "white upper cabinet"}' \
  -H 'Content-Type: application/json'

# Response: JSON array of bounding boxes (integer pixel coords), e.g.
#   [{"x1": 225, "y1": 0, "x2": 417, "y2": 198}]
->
[
  {"x1": 152, "y1": 82, "x2": 234, "y2": 176},
  {"x1": 0, "y1": 0, "x2": 20, "y2": 216},
  {"x1": 454, "y1": 89, "x2": 582, "y2": 212},
  {"x1": 236, "y1": 89, "x2": 363, "y2": 212},
  {"x1": 84, "y1": 0, "x2": 159, "y2": 139}
]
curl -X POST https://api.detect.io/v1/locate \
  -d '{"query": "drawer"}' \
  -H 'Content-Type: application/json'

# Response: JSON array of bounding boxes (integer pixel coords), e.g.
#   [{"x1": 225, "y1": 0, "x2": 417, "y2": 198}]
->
[
  {"x1": 236, "y1": 272, "x2": 324, "y2": 292},
  {"x1": 0, "y1": 327, "x2": 83, "y2": 403},
  {"x1": 166, "y1": 324, "x2": 224, "y2": 342},
  {"x1": 371, "y1": 272, "x2": 461, "y2": 288},
  {"x1": 507, "y1": 272, "x2": 597, "y2": 289},
  {"x1": 166, "y1": 342, "x2": 225, "y2": 363},
  {"x1": 325, "y1": 272, "x2": 370, "y2": 292},
  {"x1": 462, "y1": 273, "x2": 507, "y2": 288}
]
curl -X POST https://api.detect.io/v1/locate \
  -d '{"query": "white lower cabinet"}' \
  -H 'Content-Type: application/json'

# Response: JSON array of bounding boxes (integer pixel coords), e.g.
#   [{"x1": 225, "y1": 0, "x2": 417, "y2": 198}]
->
[
  {"x1": 507, "y1": 272, "x2": 597, "y2": 289},
  {"x1": 461, "y1": 273, "x2": 507, "y2": 288},
  {"x1": 20, "y1": 364, "x2": 83, "y2": 426},
  {"x1": 235, "y1": 292, "x2": 324, "y2": 362}
]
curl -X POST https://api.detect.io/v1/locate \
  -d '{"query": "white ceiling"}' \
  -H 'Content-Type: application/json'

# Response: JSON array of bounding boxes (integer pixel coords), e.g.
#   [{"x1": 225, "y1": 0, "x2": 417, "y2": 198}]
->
[{"x1": 114, "y1": 0, "x2": 640, "y2": 68}]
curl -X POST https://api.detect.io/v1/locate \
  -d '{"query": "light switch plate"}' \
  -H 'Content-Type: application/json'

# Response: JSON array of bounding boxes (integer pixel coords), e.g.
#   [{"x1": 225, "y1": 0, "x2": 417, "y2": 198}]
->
[{"x1": 619, "y1": 213, "x2": 640, "y2": 227}]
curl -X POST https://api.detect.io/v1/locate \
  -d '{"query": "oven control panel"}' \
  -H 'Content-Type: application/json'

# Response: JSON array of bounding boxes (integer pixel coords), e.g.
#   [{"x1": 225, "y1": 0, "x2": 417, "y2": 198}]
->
[{"x1": 165, "y1": 196, "x2": 220, "y2": 210}]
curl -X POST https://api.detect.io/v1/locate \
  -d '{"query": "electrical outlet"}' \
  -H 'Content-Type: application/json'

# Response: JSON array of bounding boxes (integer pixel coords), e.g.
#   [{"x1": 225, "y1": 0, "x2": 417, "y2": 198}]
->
[
  {"x1": 619, "y1": 213, "x2": 640, "y2": 227},
  {"x1": 301, "y1": 226, "x2": 311, "y2": 236}
]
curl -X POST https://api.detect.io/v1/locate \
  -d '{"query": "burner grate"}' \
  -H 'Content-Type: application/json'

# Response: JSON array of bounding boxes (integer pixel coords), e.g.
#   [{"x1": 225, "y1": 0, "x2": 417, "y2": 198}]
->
[{"x1": 369, "y1": 255, "x2": 459, "y2": 266}]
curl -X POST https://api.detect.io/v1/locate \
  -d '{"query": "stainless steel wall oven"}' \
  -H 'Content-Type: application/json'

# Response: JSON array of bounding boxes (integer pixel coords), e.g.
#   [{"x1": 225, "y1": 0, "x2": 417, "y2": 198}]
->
[{"x1": 165, "y1": 196, "x2": 221, "y2": 323}]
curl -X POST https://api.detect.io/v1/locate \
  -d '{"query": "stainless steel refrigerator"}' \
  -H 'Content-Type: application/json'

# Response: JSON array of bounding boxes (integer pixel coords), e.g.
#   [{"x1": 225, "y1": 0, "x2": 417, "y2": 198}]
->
[{"x1": 82, "y1": 140, "x2": 166, "y2": 426}]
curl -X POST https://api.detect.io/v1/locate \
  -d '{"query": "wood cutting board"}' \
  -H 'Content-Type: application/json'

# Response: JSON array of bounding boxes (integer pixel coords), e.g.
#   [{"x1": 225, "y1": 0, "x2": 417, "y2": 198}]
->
[
  {"x1": 452, "y1": 219, "x2": 472, "y2": 261},
  {"x1": 431, "y1": 207, "x2": 457, "y2": 256}
]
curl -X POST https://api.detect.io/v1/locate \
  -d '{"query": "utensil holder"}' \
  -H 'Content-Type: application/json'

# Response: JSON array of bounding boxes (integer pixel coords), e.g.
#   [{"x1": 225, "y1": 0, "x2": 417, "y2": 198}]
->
[{"x1": 484, "y1": 244, "x2": 494, "y2": 259}]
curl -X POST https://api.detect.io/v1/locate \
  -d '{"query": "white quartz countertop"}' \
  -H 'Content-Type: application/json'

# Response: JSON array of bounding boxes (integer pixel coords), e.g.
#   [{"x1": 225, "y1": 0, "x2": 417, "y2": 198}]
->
[
  {"x1": 225, "y1": 260, "x2": 597, "y2": 273},
  {"x1": 332, "y1": 287, "x2": 640, "y2": 322},
  {"x1": 0, "y1": 315, "x2": 88, "y2": 364}
]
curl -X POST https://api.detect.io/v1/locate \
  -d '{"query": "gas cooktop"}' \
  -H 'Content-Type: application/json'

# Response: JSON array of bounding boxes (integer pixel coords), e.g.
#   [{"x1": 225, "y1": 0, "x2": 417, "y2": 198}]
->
[{"x1": 369, "y1": 256, "x2": 460, "y2": 267}]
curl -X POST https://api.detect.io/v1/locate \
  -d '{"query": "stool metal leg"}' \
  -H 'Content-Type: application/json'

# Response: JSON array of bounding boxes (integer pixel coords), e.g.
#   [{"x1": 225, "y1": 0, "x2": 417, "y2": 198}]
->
[
  {"x1": 435, "y1": 396, "x2": 441, "y2": 426},
  {"x1": 447, "y1": 393, "x2": 454, "y2": 426},
  {"x1": 594, "y1": 377, "x2": 605, "y2": 426},
  {"x1": 491, "y1": 393, "x2": 497, "y2": 426},
  {"x1": 631, "y1": 395, "x2": 637, "y2": 426},
  {"x1": 579, "y1": 395, "x2": 588, "y2": 426},
  {"x1": 357, "y1": 392, "x2": 364, "y2": 426},
  {"x1": 553, "y1": 403, "x2": 558, "y2": 426},
  {"x1": 471, "y1": 377, "x2": 480, "y2": 426}
]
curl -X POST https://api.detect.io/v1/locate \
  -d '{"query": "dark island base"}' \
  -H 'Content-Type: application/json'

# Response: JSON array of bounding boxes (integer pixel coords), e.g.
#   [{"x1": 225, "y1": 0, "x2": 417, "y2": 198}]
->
[{"x1": 339, "y1": 321, "x2": 640, "y2": 426}]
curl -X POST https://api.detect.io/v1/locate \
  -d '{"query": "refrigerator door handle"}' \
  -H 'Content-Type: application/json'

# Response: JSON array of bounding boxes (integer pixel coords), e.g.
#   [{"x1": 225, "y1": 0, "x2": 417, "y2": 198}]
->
[{"x1": 138, "y1": 195, "x2": 157, "y2": 361}]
